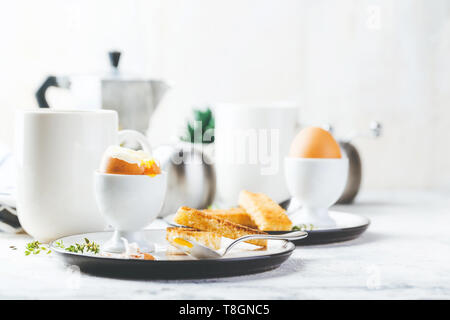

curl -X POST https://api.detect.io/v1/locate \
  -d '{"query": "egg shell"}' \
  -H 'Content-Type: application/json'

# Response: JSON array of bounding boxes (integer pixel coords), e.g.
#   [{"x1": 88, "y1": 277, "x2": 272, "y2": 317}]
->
[
  {"x1": 289, "y1": 127, "x2": 342, "y2": 158},
  {"x1": 100, "y1": 156, "x2": 145, "y2": 175}
]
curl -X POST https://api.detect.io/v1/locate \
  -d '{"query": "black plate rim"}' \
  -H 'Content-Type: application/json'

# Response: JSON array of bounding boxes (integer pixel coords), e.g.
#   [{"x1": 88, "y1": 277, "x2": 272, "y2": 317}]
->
[
  {"x1": 268, "y1": 220, "x2": 371, "y2": 235},
  {"x1": 49, "y1": 230, "x2": 296, "y2": 264}
]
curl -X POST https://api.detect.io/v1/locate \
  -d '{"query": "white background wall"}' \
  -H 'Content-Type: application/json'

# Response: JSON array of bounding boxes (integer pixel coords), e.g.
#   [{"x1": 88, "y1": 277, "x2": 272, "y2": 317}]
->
[{"x1": 1, "y1": 0, "x2": 449, "y2": 189}]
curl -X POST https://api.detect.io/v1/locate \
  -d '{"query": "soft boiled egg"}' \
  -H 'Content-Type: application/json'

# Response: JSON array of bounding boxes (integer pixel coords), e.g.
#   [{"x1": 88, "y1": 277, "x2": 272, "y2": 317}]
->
[
  {"x1": 99, "y1": 145, "x2": 161, "y2": 176},
  {"x1": 289, "y1": 126, "x2": 342, "y2": 158}
]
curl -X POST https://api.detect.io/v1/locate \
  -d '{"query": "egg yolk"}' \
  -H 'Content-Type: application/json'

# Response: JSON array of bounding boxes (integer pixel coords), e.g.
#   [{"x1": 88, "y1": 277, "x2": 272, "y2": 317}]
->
[
  {"x1": 141, "y1": 159, "x2": 161, "y2": 176},
  {"x1": 289, "y1": 126, "x2": 342, "y2": 158},
  {"x1": 100, "y1": 145, "x2": 162, "y2": 176},
  {"x1": 173, "y1": 238, "x2": 193, "y2": 248}
]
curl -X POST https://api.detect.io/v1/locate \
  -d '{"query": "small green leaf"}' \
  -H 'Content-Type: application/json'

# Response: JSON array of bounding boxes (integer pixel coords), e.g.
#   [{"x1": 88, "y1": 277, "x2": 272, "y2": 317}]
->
[{"x1": 181, "y1": 107, "x2": 215, "y2": 144}]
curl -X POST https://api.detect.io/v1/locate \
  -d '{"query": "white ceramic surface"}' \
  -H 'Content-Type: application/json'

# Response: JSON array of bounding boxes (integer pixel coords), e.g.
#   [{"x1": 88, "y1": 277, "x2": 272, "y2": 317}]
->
[
  {"x1": 94, "y1": 172, "x2": 167, "y2": 253},
  {"x1": 284, "y1": 157, "x2": 348, "y2": 228},
  {"x1": 214, "y1": 102, "x2": 299, "y2": 206},
  {"x1": 1, "y1": 190, "x2": 449, "y2": 299},
  {"x1": 15, "y1": 110, "x2": 150, "y2": 242}
]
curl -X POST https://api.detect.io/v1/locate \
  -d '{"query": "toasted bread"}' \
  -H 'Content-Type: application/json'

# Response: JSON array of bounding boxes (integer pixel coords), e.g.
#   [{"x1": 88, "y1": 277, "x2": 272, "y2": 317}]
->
[
  {"x1": 166, "y1": 227, "x2": 221, "y2": 255},
  {"x1": 174, "y1": 207, "x2": 267, "y2": 247},
  {"x1": 202, "y1": 208, "x2": 257, "y2": 228},
  {"x1": 238, "y1": 190, "x2": 292, "y2": 231}
]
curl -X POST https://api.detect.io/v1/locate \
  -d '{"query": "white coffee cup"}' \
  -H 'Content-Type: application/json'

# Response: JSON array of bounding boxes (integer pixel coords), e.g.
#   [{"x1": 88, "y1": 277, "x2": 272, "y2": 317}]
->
[
  {"x1": 214, "y1": 102, "x2": 299, "y2": 206},
  {"x1": 15, "y1": 109, "x2": 149, "y2": 241}
]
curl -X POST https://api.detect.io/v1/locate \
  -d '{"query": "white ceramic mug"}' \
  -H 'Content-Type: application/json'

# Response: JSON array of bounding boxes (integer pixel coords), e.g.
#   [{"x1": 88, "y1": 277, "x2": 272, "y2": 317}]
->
[
  {"x1": 15, "y1": 109, "x2": 148, "y2": 241},
  {"x1": 214, "y1": 102, "x2": 299, "y2": 206}
]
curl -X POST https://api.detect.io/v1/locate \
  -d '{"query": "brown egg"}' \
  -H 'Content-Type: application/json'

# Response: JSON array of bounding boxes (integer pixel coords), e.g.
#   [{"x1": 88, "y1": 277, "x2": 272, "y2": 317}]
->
[
  {"x1": 99, "y1": 145, "x2": 162, "y2": 176},
  {"x1": 100, "y1": 156, "x2": 145, "y2": 175},
  {"x1": 289, "y1": 127, "x2": 342, "y2": 158}
]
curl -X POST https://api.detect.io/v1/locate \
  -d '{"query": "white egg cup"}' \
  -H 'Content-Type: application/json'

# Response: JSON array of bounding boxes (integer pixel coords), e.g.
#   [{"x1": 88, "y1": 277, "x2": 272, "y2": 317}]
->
[
  {"x1": 284, "y1": 157, "x2": 348, "y2": 228},
  {"x1": 94, "y1": 171, "x2": 167, "y2": 253}
]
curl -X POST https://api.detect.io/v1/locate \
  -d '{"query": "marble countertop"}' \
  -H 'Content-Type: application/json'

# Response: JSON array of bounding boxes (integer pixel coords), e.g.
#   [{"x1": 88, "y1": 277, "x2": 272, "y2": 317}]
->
[{"x1": 1, "y1": 189, "x2": 449, "y2": 300}]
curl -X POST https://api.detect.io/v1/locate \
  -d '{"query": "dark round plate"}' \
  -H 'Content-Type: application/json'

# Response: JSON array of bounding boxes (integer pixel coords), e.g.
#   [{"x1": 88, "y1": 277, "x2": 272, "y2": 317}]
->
[
  {"x1": 164, "y1": 210, "x2": 369, "y2": 246},
  {"x1": 50, "y1": 230, "x2": 295, "y2": 280},
  {"x1": 286, "y1": 211, "x2": 370, "y2": 245},
  {"x1": 269, "y1": 211, "x2": 369, "y2": 245}
]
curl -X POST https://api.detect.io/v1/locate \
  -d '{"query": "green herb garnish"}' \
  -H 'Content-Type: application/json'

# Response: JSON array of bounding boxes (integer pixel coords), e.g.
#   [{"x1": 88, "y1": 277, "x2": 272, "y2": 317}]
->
[
  {"x1": 24, "y1": 238, "x2": 99, "y2": 255},
  {"x1": 54, "y1": 240, "x2": 65, "y2": 249},
  {"x1": 292, "y1": 224, "x2": 315, "y2": 231},
  {"x1": 64, "y1": 238, "x2": 100, "y2": 254},
  {"x1": 24, "y1": 241, "x2": 49, "y2": 255}
]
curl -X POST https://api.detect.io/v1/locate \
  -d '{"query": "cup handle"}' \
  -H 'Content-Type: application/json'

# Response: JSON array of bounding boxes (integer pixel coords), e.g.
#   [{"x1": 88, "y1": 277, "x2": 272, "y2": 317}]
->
[{"x1": 117, "y1": 130, "x2": 152, "y2": 155}]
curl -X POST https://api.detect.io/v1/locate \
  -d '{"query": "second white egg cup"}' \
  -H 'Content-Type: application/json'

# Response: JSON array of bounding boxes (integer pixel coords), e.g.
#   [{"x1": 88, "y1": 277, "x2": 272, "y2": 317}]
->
[
  {"x1": 284, "y1": 157, "x2": 348, "y2": 228},
  {"x1": 94, "y1": 171, "x2": 167, "y2": 253}
]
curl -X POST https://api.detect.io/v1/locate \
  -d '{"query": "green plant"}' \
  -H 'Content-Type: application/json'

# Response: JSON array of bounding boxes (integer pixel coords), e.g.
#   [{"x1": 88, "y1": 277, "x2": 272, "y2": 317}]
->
[{"x1": 180, "y1": 107, "x2": 215, "y2": 144}]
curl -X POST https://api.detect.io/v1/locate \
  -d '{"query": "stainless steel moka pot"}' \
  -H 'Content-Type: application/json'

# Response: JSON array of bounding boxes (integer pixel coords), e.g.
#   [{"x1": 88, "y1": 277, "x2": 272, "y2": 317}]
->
[
  {"x1": 35, "y1": 51, "x2": 169, "y2": 135},
  {"x1": 325, "y1": 121, "x2": 382, "y2": 204},
  {"x1": 101, "y1": 51, "x2": 169, "y2": 134}
]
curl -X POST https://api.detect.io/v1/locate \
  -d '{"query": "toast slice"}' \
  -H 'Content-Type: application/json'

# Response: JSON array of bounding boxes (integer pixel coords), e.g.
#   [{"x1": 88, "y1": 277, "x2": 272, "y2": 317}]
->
[
  {"x1": 238, "y1": 190, "x2": 292, "y2": 231},
  {"x1": 202, "y1": 208, "x2": 257, "y2": 228},
  {"x1": 174, "y1": 207, "x2": 267, "y2": 247},
  {"x1": 166, "y1": 227, "x2": 221, "y2": 255}
]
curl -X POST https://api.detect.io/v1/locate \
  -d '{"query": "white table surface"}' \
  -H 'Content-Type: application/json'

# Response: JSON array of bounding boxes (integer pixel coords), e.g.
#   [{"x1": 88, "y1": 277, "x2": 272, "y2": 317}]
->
[{"x1": 1, "y1": 189, "x2": 449, "y2": 300}]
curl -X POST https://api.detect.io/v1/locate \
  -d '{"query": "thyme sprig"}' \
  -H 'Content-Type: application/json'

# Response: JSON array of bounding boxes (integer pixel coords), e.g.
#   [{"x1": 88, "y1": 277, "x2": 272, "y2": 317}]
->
[
  {"x1": 54, "y1": 240, "x2": 65, "y2": 249},
  {"x1": 64, "y1": 238, "x2": 100, "y2": 254},
  {"x1": 292, "y1": 224, "x2": 315, "y2": 231},
  {"x1": 23, "y1": 238, "x2": 99, "y2": 255},
  {"x1": 24, "y1": 241, "x2": 51, "y2": 255}
]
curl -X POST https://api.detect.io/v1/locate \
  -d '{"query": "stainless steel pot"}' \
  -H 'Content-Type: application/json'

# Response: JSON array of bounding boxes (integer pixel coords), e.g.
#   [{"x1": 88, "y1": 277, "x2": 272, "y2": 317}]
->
[
  {"x1": 336, "y1": 121, "x2": 382, "y2": 204},
  {"x1": 35, "y1": 51, "x2": 169, "y2": 137},
  {"x1": 154, "y1": 143, "x2": 216, "y2": 217}
]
